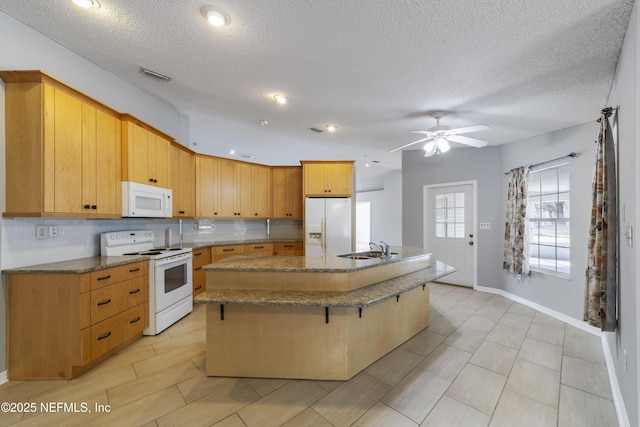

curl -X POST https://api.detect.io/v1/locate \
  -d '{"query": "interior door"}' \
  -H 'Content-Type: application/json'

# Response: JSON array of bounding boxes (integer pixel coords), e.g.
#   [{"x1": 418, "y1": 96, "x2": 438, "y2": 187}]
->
[{"x1": 424, "y1": 182, "x2": 476, "y2": 287}]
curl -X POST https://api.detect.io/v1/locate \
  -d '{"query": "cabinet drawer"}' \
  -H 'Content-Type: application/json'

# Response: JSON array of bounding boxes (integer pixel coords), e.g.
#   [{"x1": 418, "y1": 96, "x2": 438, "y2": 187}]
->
[
  {"x1": 91, "y1": 303, "x2": 146, "y2": 360},
  {"x1": 244, "y1": 243, "x2": 274, "y2": 254},
  {"x1": 192, "y1": 247, "x2": 211, "y2": 268},
  {"x1": 274, "y1": 242, "x2": 303, "y2": 256},
  {"x1": 193, "y1": 270, "x2": 206, "y2": 295},
  {"x1": 213, "y1": 245, "x2": 245, "y2": 260},
  {"x1": 90, "y1": 261, "x2": 146, "y2": 290},
  {"x1": 90, "y1": 275, "x2": 147, "y2": 324}
]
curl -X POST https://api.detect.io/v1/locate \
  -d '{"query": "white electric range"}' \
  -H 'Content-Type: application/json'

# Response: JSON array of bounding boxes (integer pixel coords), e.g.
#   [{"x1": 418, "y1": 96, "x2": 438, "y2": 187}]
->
[{"x1": 101, "y1": 230, "x2": 193, "y2": 335}]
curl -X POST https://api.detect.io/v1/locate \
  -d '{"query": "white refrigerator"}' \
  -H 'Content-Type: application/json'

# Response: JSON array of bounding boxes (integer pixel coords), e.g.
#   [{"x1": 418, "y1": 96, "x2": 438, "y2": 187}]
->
[{"x1": 305, "y1": 197, "x2": 353, "y2": 257}]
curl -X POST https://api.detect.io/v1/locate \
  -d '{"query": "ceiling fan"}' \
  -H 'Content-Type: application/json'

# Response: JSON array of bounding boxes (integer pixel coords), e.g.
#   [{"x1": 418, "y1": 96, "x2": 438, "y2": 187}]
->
[{"x1": 389, "y1": 112, "x2": 490, "y2": 157}]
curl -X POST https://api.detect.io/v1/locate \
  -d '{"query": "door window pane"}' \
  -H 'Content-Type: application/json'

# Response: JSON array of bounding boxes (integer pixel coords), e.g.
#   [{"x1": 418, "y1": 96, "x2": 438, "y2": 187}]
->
[{"x1": 435, "y1": 191, "x2": 465, "y2": 239}]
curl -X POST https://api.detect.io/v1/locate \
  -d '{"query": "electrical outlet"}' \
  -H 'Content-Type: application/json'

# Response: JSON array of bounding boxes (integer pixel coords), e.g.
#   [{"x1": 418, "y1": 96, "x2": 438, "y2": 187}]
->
[
  {"x1": 48, "y1": 225, "x2": 58, "y2": 238},
  {"x1": 36, "y1": 225, "x2": 47, "y2": 240}
]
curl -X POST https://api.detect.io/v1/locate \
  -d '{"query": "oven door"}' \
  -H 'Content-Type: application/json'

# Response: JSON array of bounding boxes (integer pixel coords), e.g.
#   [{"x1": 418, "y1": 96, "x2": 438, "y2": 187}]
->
[{"x1": 153, "y1": 254, "x2": 193, "y2": 313}]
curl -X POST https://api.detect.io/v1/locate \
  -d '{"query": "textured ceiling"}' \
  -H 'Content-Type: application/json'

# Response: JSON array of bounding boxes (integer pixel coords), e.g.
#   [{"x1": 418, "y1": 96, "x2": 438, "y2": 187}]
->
[{"x1": 0, "y1": 0, "x2": 634, "y2": 184}]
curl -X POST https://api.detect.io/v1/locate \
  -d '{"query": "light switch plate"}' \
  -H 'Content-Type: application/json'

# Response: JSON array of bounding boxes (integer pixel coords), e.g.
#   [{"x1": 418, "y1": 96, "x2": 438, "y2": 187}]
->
[
  {"x1": 479, "y1": 223, "x2": 491, "y2": 230},
  {"x1": 36, "y1": 225, "x2": 47, "y2": 240}
]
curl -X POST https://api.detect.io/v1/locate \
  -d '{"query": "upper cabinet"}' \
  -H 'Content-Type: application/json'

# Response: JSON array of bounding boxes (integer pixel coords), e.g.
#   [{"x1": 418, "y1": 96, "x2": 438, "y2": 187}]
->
[
  {"x1": 271, "y1": 166, "x2": 302, "y2": 219},
  {"x1": 301, "y1": 161, "x2": 354, "y2": 197},
  {"x1": 195, "y1": 155, "x2": 272, "y2": 219},
  {"x1": 121, "y1": 115, "x2": 171, "y2": 188},
  {"x1": 170, "y1": 143, "x2": 195, "y2": 218},
  {"x1": 1, "y1": 71, "x2": 122, "y2": 218}
]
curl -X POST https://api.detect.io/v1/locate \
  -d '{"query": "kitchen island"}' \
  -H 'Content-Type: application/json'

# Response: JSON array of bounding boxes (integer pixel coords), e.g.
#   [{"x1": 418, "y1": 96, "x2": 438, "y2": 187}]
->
[{"x1": 195, "y1": 248, "x2": 454, "y2": 380}]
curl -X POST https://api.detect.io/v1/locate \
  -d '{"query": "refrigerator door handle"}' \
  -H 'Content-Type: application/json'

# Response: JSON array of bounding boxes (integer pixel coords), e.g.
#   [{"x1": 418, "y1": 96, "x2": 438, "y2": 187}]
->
[{"x1": 322, "y1": 217, "x2": 326, "y2": 251}]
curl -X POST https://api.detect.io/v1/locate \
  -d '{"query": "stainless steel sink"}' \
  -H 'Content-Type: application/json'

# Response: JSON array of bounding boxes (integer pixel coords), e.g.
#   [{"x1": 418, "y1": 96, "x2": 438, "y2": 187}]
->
[{"x1": 337, "y1": 251, "x2": 397, "y2": 259}]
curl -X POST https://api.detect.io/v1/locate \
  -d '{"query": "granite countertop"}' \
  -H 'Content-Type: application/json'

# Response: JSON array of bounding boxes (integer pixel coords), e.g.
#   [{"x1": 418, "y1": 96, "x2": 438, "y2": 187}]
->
[
  {"x1": 2, "y1": 255, "x2": 149, "y2": 275},
  {"x1": 187, "y1": 238, "x2": 302, "y2": 250},
  {"x1": 202, "y1": 247, "x2": 428, "y2": 273},
  {"x1": 195, "y1": 260, "x2": 455, "y2": 308}
]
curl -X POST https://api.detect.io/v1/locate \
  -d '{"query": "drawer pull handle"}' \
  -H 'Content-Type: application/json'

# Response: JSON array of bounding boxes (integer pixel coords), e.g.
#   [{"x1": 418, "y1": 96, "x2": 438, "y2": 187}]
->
[
  {"x1": 195, "y1": 252, "x2": 202, "y2": 256},
  {"x1": 130, "y1": 316, "x2": 141, "y2": 324},
  {"x1": 97, "y1": 275, "x2": 112, "y2": 281},
  {"x1": 97, "y1": 299, "x2": 112, "y2": 306},
  {"x1": 97, "y1": 331, "x2": 112, "y2": 341},
  {"x1": 129, "y1": 289, "x2": 141, "y2": 295},
  {"x1": 223, "y1": 248, "x2": 235, "y2": 252},
  {"x1": 283, "y1": 245, "x2": 294, "y2": 248},
  {"x1": 195, "y1": 267, "x2": 202, "y2": 271},
  {"x1": 195, "y1": 285, "x2": 202, "y2": 291},
  {"x1": 129, "y1": 267, "x2": 140, "y2": 273},
  {"x1": 254, "y1": 246, "x2": 264, "y2": 249}
]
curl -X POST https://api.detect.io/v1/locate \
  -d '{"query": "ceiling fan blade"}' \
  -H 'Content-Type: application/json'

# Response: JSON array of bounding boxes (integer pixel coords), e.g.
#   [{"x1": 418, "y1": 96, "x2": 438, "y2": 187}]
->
[
  {"x1": 447, "y1": 134, "x2": 488, "y2": 148},
  {"x1": 447, "y1": 124, "x2": 490, "y2": 135},
  {"x1": 388, "y1": 137, "x2": 433, "y2": 153},
  {"x1": 408, "y1": 130, "x2": 435, "y2": 135}
]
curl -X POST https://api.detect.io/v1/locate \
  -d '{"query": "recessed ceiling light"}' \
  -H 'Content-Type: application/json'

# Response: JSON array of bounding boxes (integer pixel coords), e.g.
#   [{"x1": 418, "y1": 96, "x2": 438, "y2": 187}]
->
[
  {"x1": 325, "y1": 124, "x2": 337, "y2": 132},
  {"x1": 72, "y1": 0, "x2": 100, "y2": 8},
  {"x1": 257, "y1": 120, "x2": 269, "y2": 126},
  {"x1": 274, "y1": 95, "x2": 288, "y2": 105},
  {"x1": 229, "y1": 149, "x2": 235, "y2": 155},
  {"x1": 201, "y1": 6, "x2": 230, "y2": 27}
]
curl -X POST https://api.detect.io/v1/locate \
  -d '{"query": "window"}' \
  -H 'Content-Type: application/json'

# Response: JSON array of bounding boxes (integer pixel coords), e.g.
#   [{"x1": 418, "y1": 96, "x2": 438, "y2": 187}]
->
[
  {"x1": 435, "y1": 192, "x2": 465, "y2": 238},
  {"x1": 527, "y1": 163, "x2": 570, "y2": 275}
]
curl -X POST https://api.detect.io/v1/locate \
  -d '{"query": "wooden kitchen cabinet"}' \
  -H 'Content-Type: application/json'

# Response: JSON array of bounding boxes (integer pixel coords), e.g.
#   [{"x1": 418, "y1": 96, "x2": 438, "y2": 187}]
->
[
  {"x1": 6, "y1": 261, "x2": 148, "y2": 380},
  {"x1": 301, "y1": 161, "x2": 354, "y2": 196},
  {"x1": 1, "y1": 70, "x2": 122, "y2": 218},
  {"x1": 271, "y1": 166, "x2": 302, "y2": 219},
  {"x1": 121, "y1": 114, "x2": 171, "y2": 188},
  {"x1": 192, "y1": 247, "x2": 211, "y2": 296},
  {"x1": 213, "y1": 245, "x2": 245, "y2": 261},
  {"x1": 170, "y1": 143, "x2": 196, "y2": 218},
  {"x1": 274, "y1": 242, "x2": 303, "y2": 256},
  {"x1": 244, "y1": 242, "x2": 275, "y2": 257}
]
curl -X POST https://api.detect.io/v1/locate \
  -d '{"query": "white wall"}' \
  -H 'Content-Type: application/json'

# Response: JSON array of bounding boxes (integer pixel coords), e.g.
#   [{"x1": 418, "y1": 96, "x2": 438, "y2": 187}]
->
[
  {"x1": 499, "y1": 123, "x2": 597, "y2": 320},
  {"x1": 356, "y1": 169, "x2": 402, "y2": 248}
]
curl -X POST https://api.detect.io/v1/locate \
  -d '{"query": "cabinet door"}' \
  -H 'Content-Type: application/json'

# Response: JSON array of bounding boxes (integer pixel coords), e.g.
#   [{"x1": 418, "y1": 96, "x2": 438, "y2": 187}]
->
[
  {"x1": 52, "y1": 88, "x2": 84, "y2": 214},
  {"x1": 127, "y1": 122, "x2": 150, "y2": 185},
  {"x1": 181, "y1": 149, "x2": 195, "y2": 217},
  {"x1": 217, "y1": 159, "x2": 236, "y2": 218},
  {"x1": 236, "y1": 162, "x2": 253, "y2": 217},
  {"x1": 94, "y1": 109, "x2": 121, "y2": 216},
  {"x1": 253, "y1": 165, "x2": 272, "y2": 218},
  {"x1": 150, "y1": 133, "x2": 170, "y2": 188},
  {"x1": 272, "y1": 167, "x2": 301, "y2": 219},
  {"x1": 81, "y1": 103, "x2": 97, "y2": 215},
  {"x1": 303, "y1": 163, "x2": 328, "y2": 196},
  {"x1": 195, "y1": 155, "x2": 215, "y2": 218},
  {"x1": 289, "y1": 167, "x2": 303, "y2": 218},
  {"x1": 327, "y1": 163, "x2": 353, "y2": 195}
]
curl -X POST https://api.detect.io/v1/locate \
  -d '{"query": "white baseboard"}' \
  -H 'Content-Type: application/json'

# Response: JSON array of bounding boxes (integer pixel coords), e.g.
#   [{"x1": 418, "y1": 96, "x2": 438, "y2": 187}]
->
[
  {"x1": 0, "y1": 371, "x2": 7, "y2": 385},
  {"x1": 475, "y1": 285, "x2": 630, "y2": 427}
]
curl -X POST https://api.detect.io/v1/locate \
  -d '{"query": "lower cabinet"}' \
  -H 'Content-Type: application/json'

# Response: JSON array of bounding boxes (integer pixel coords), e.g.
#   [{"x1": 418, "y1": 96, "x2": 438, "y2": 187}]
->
[
  {"x1": 192, "y1": 247, "x2": 211, "y2": 296},
  {"x1": 274, "y1": 242, "x2": 303, "y2": 256},
  {"x1": 6, "y1": 261, "x2": 148, "y2": 380},
  {"x1": 244, "y1": 243, "x2": 274, "y2": 257}
]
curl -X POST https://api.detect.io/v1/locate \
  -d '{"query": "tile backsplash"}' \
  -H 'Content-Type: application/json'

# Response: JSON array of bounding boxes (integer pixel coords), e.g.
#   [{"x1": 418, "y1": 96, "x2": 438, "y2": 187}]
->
[{"x1": 1, "y1": 217, "x2": 302, "y2": 269}]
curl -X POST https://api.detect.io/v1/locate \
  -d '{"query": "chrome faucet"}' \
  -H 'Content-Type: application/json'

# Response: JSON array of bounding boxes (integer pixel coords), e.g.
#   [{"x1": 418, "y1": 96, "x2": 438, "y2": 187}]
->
[
  {"x1": 369, "y1": 242, "x2": 383, "y2": 253},
  {"x1": 380, "y1": 240, "x2": 392, "y2": 256}
]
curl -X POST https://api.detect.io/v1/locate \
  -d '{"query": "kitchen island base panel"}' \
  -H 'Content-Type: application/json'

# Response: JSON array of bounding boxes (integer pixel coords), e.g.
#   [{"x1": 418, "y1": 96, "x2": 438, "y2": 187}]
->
[{"x1": 205, "y1": 284, "x2": 429, "y2": 380}]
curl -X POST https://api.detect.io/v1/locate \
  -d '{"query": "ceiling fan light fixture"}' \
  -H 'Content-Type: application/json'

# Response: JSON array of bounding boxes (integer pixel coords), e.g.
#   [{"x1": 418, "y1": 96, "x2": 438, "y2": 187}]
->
[
  {"x1": 437, "y1": 136, "x2": 450, "y2": 153},
  {"x1": 423, "y1": 141, "x2": 436, "y2": 157}
]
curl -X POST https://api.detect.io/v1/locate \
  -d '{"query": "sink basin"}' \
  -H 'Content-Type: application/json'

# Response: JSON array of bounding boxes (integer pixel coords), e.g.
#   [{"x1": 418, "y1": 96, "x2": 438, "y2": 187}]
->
[{"x1": 337, "y1": 251, "x2": 397, "y2": 259}]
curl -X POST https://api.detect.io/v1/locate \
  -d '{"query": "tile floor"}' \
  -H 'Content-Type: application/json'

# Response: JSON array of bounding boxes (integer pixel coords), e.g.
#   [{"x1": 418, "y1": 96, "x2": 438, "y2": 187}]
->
[{"x1": 0, "y1": 283, "x2": 618, "y2": 426}]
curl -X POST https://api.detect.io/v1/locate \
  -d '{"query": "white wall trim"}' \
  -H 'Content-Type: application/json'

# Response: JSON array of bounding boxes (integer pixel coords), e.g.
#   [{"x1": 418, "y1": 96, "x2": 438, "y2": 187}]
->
[
  {"x1": 476, "y1": 285, "x2": 631, "y2": 427},
  {"x1": 0, "y1": 371, "x2": 7, "y2": 385}
]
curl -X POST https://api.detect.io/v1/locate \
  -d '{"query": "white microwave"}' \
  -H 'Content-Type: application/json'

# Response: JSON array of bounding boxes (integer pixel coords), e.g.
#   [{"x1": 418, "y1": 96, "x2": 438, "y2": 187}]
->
[{"x1": 122, "y1": 181, "x2": 172, "y2": 218}]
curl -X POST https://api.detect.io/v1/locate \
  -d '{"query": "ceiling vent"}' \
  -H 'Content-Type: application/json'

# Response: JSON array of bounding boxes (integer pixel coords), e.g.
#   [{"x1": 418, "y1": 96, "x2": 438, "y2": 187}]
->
[
  {"x1": 241, "y1": 154, "x2": 255, "y2": 160},
  {"x1": 309, "y1": 127, "x2": 324, "y2": 133},
  {"x1": 140, "y1": 67, "x2": 172, "y2": 82}
]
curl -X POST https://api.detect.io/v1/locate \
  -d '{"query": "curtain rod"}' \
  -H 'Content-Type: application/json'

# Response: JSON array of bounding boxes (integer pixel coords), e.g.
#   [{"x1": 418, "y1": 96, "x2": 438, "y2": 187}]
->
[{"x1": 504, "y1": 152, "x2": 579, "y2": 175}]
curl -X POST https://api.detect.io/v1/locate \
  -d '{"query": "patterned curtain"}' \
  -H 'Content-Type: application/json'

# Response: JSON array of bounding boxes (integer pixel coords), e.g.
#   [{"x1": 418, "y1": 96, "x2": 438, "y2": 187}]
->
[
  {"x1": 503, "y1": 166, "x2": 530, "y2": 276},
  {"x1": 584, "y1": 107, "x2": 617, "y2": 332}
]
